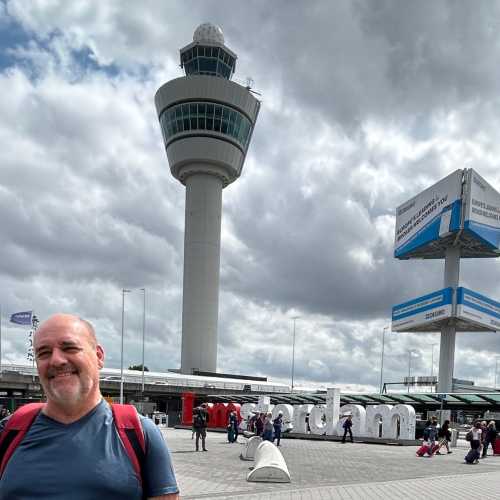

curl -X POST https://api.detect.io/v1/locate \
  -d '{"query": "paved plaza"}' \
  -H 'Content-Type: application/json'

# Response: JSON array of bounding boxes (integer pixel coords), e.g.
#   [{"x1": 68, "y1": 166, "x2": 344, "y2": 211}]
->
[{"x1": 162, "y1": 428, "x2": 500, "y2": 499}]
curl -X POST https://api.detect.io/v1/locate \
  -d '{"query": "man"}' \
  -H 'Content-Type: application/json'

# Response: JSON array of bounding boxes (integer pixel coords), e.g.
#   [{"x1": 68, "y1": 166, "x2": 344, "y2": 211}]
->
[
  {"x1": 0, "y1": 313, "x2": 179, "y2": 499},
  {"x1": 193, "y1": 404, "x2": 209, "y2": 451},
  {"x1": 273, "y1": 411, "x2": 283, "y2": 446},
  {"x1": 341, "y1": 414, "x2": 354, "y2": 443},
  {"x1": 227, "y1": 410, "x2": 239, "y2": 443}
]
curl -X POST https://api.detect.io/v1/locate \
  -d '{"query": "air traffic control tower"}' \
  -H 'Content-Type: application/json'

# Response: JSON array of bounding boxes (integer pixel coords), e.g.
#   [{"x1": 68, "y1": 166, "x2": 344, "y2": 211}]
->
[{"x1": 155, "y1": 23, "x2": 260, "y2": 374}]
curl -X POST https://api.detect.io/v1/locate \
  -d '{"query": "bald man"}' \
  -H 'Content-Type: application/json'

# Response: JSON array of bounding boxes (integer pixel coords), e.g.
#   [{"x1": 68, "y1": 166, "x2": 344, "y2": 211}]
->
[{"x1": 0, "y1": 314, "x2": 179, "y2": 499}]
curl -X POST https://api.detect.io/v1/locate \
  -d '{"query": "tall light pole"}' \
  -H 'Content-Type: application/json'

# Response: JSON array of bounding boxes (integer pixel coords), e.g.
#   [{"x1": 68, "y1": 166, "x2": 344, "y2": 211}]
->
[
  {"x1": 407, "y1": 349, "x2": 416, "y2": 393},
  {"x1": 430, "y1": 343, "x2": 437, "y2": 378},
  {"x1": 379, "y1": 326, "x2": 390, "y2": 394},
  {"x1": 120, "y1": 288, "x2": 131, "y2": 404},
  {"x1": 140, "y1": 288, "x2": 146, "y2": 398},
  {"x1": 291, "y1": 316, "x2": 300, "y2": 392},
  {"x1": 495, "y1": 357, "x2": 499, "y2": 390}
]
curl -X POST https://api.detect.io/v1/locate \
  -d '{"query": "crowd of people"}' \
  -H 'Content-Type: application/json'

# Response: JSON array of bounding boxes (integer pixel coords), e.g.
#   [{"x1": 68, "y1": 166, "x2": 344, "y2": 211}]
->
[
  {"x1": 247, "y1": 411, "x2": 285, "y2": 446},
  {"x1": 416, "y1": 416, "x2": 498, "y2": 464}
]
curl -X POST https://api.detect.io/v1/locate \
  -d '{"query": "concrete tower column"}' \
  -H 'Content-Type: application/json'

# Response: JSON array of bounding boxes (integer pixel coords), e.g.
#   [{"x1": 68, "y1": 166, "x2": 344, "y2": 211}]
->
[
  {"x1": 438, "y1": 245, "x2": 460, "y2": 393},
  {"x1": 181, "y1": 173, "x2": 223, "y2": 373}
]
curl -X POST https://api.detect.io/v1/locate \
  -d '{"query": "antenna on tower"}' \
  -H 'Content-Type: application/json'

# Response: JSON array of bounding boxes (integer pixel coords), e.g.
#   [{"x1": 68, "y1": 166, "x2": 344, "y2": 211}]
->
[{"x1": 245, "y1": 76, "x2": 262, "y2": 96}]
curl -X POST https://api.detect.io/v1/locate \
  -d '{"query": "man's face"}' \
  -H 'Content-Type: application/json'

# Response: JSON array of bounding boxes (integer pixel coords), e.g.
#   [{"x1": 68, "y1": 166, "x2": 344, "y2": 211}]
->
[{"x1": 34, "y1": 315, "x2": 104, "y2": 406}]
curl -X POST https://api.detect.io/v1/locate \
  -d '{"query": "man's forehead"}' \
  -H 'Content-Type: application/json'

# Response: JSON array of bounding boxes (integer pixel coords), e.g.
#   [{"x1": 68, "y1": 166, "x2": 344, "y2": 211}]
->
[{"x1": 34, "y1": 318, "x2": 93, "y2": 346}]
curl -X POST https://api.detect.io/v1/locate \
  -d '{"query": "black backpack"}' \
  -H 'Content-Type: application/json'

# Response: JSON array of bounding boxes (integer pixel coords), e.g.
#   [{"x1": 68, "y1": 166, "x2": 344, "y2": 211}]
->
[{"x1": 193, "y1": 412, "x2": 206, "y2": 428}]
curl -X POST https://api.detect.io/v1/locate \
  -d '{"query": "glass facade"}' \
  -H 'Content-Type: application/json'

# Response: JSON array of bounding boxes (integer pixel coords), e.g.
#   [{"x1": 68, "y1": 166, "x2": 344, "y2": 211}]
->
[
  {"x1": 160, "y1": 101, "x2": 252, "y2": 149},
  {"x1": 181, "y1": 45, "x2": 235, "y2": 79}
]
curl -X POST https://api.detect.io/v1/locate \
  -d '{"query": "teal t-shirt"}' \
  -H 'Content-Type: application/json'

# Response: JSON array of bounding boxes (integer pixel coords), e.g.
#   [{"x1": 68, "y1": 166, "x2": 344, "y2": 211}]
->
[{"x1": 0, "y1": 400, "x2": 178, "y2": 499}]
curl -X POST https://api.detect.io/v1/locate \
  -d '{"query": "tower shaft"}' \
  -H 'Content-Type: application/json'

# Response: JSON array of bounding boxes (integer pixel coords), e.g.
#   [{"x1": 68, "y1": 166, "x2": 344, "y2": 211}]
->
[{"x1": 181, "y1": 173, "x2": 223, "y2": 373}]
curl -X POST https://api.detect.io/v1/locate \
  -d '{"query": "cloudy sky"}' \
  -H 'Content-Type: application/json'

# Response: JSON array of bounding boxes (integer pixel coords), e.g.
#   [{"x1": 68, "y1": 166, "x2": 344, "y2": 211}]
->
[{"x1": 1, "y1": 0, "x2": 500, "y2": 393}]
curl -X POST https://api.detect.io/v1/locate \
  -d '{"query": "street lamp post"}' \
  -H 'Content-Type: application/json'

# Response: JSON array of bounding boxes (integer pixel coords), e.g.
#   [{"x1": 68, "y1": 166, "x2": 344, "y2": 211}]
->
[
  {"x1": 430, "y1": 343, "x2": 437, "y2": 379},
  {"x1": 291, "y1": 316, "x2": 300, "y2": 392},
  {"x1": 379, "y1": 326, "x2": 389, "y2": 394},
  {"x1": 407, "y1": 349, "x2": 416, "y2": 393},
  {"x1": 140, "y1": 288, "x2": 146, "y2": 397},
  {"x1": 495, "y1": 357, "x2": 499, "y2": 390},
  {"x1": 120, "y1": 288, "x2": 131, "y2": 404}
]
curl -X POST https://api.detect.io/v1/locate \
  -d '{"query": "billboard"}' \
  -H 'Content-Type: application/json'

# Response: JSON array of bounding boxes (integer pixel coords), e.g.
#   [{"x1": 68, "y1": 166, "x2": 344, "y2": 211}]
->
[
  {"x1": 456, "y1": 287, "x2": 500, "y2": 331},
  {"x1": 463, "y1": 169, "x2": 500, "y2": 252},
  {"x1": 394, "y1": 170, "x2": 463, "y2": 259},
  {"x1": 392, "y1": 288, "x2": 453, "y2": 332}
]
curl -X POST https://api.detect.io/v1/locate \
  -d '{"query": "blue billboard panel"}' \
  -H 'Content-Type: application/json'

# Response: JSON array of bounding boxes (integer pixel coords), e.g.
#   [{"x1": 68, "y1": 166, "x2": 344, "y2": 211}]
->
[
  {"x1": 394, "y1": 170, "x2": 463, "y2": 259},
  {"x1": 463, "y1": 169, "x2": 500, "y2": 253},
  {"x1": 392, "y1": 288, "x2": 453, "y2": 332},
  {"x1": 456, "y1": 287, "x2": 500, "y2": 331}
]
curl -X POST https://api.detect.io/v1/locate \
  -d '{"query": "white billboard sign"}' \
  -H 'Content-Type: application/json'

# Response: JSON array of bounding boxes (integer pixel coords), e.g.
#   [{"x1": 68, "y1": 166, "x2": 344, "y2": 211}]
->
[
  {"x1": 392, "y1": 288, "x2": 453, "y2": 332},
  {"x1": 394, "y1": 170, "x2": 463, "y2": 259},
  {"x1": 463, "y1": 169, "x2": 500, "y2": 252},
  {"x1": 456, "y1": 287, "x2": 500, "y2": 331}
]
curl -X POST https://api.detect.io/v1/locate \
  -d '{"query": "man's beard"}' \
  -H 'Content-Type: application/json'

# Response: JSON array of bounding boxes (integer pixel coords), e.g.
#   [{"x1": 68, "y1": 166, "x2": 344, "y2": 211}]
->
[{"x1": 45, "y1": 366, "x2": 95, "y2": 405}]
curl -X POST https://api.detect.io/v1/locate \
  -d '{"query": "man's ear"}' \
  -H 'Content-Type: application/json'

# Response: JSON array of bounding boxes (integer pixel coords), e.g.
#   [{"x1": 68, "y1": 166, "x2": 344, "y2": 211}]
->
[{"x1": 96, "y1": 344, "x2": 105, "y2": 369}]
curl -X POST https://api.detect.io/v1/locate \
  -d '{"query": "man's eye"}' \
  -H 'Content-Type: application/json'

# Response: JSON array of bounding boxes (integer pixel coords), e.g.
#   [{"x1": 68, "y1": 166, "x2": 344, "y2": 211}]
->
[
  {"x1": 36, "y1": 351, "x2": 50, "y2": 358},
  {"x1": 64, "y1": 347, "x2": 80, "y2": 352}
]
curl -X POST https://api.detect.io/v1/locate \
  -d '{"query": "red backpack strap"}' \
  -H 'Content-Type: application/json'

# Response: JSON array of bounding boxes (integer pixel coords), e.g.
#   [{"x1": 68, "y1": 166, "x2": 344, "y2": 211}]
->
[
  {"x1": 0, "y1": 403, "x2": 45, "y2": 477},
  {"x1": 111, "y1": 404, "x2": 146, "y2": 486}
]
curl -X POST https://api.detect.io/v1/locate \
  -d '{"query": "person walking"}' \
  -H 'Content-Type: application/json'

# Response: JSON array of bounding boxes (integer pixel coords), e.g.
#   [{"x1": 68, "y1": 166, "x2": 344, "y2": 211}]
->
[
  {"x1": 436, "y1": 419, "x2": 452, "y2": 454},
  {"x1": 193, "y1": 404, "x2": 209, "y2": 452},
  {"x1": 255, "y1": 412, "x2": 264, "y2": 437},
  {"x1": 227, "y1": 411, "x2": 238, "y2": 443},
  {"x1": 482, "y1": 420, "x2": 497, "y2": 458},
  {"x1": 0, "y1": 313, "x2": 179, "y2": 499},
  {"x1": 465, "y1": 421, "x2": 482, "y2": 464},
  {"x1": 341, "y1": 415, "x2": 354, "y2": 443},
  {"x1": 262, "y1": 412, "x2": 274, "y2": 441},
  {"x1": 273, "y1": 411, "x2": 283, "y2": 446}
]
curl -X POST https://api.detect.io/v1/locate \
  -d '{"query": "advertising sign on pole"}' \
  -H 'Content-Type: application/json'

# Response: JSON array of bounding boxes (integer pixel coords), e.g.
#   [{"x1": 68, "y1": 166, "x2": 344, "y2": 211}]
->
[
  {"x1": 392, "y1": 288, "x2": 453, "y2": 332},
  {"x1": 456, "y1": 287, "x2": 500, "y2": 331},
  {"x1": 463, "y1": 169, "x2": 500, "y2": 252},
  {"x1": 394, "y1": 170, "x2": 463, "y2": 259}
]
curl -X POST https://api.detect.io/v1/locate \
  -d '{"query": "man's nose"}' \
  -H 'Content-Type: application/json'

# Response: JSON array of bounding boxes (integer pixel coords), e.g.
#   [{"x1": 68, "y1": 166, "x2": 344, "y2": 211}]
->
[{"x1": 49, "y1": 348, "x2": 68, "y2": 365}]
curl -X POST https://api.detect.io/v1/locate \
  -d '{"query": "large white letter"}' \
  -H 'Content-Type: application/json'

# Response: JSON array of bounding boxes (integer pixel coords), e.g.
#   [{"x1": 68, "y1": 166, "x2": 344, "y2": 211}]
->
[
  {"x1": 325, "y1": 388, "x2": 341, "y2": 435},
  {"x1": 365, "y1": 405, "x2": 394, "y2": 438},
  {"x1": 309, "y1": 405, "x2": 327, "y2": 435},
  {"x1": 256, "y1": 395, "x2": 273, "y2": 414},
  {"x1": 291, "y1": 404, "x2": 313, "y2": 434},
  {"x1": 272, "y1": 404, "x2": 294, "y2": 432},
  {"x1": 337, "y1": 404, "x2": 366, "y2": 436},
  {"x1": 388, "y1": 404, "x2": 416, "y2": 440}
]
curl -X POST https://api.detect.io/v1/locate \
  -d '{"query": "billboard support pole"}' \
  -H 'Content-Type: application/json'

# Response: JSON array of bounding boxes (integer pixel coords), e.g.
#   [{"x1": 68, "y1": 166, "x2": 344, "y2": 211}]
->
[{"x1": 438, "y1": 246, "x2": 460, "y2": 393}]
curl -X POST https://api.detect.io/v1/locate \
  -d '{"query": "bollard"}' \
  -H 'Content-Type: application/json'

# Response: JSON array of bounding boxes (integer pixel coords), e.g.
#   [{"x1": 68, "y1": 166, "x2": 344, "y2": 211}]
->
[
  {"x1": 449, "y1": 428, "x2": 458, "y2": 448},
  {"x1": 247, "y1": 441, "x2": 291, "y2": 483},
  {"x1": 240, "y1": 436, "x2": 262, "y2": 461}
]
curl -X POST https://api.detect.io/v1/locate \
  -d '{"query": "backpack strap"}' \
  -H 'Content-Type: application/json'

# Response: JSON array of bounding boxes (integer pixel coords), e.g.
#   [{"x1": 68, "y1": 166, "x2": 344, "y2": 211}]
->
[
  {"x1": 0, "y1": 403, "x2": 45, "y2": 478},
  {"x1": 111, "y1": 404, "x2": 146, "y2": 488}
]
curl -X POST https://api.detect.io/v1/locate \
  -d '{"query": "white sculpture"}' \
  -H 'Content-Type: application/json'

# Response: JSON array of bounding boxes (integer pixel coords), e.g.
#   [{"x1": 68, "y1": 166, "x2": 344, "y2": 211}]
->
[
  {"x1": 365, "y1": 405, "x2": 394, "y2": 438},
  {"x1": 240, "y1": 435, "x2": 262, "y2": 461},
  {"x1": 291, "y1": 404, "x2": 313, "y2": 434},
  {"x1": 271, "y1": 404, "x2": 294, "y2": 432},
  {"x1": 243, "y1": 390, "x2": 416, "y2": 441},
  {"x1": 337, "y1": 405, "x2": 366, "y2": 437},
  {"x1": 247, "y1": 441, "x2": 291, "y2": 483}
]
